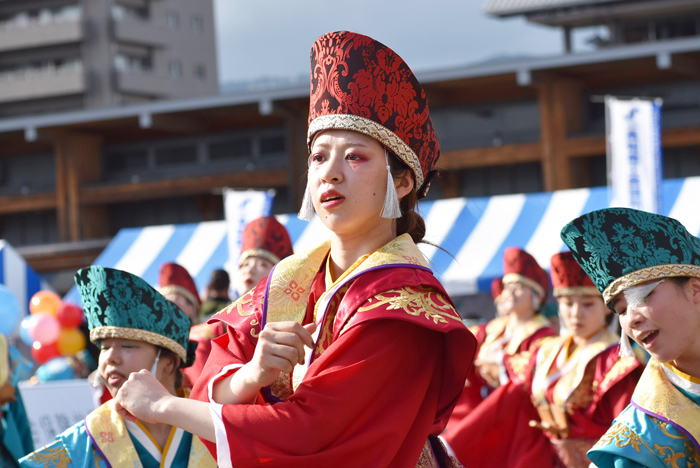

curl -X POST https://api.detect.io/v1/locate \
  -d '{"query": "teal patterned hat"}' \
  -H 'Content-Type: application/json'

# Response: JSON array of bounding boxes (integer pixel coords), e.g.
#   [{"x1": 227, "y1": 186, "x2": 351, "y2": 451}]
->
[
  {"x1": 561, "y1": 208, "x2": 700, "y2": 307},
  {"x1": 75, "y1": 266, "x2": 196, "y2": 366}
]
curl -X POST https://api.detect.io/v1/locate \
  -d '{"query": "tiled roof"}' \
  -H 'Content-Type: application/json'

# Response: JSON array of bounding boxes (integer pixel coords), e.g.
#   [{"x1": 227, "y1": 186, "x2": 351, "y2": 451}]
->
[{"x1": 484, "y1": 0, "x2": 626, "y2": 16}]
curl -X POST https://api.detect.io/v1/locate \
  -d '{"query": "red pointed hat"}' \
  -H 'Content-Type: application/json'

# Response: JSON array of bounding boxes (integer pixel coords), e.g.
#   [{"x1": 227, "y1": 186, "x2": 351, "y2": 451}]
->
[
  {"x1": 550, "y1": 251, "x2": 599, "y2": 298},
  {"x1": 502, "y1": 247, "x2": 549, "y2": 298},
  {"x1": 240, "y1": 217, "x2": 293, "y2": 266},
  {"x1": 159, "y1": 262, "x2": 201, "y2": 306},
  {"x1": 308, "y1": 31, "x2": 440, "y2": 198},
  {"x1": 491, "y1": 277, "x2": 504, "y2": 301}
]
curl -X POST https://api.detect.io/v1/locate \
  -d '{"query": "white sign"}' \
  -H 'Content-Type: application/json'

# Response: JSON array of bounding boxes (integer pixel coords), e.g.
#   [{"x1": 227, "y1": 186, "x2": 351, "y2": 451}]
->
[
  {"x1": 18, "y1": 379, "x2": 97, "y2": 449},
  {"x1": 223, "y1": 189, "x2": 275, "y2": 291},
  {"x1": 606, "y1": 96, "x2": 663, "y2": 213}
]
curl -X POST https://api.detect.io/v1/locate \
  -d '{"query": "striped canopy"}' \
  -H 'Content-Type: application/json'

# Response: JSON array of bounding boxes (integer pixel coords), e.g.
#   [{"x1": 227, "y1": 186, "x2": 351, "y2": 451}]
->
[{"x1": 64, "y1": 176, "x2": 700, "y2": 303}]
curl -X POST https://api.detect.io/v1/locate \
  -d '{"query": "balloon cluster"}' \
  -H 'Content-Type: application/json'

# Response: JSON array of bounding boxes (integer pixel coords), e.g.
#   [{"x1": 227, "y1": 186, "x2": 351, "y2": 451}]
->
[{"x1": 18, "y1": 291, "x2": 86, "y2": 365}]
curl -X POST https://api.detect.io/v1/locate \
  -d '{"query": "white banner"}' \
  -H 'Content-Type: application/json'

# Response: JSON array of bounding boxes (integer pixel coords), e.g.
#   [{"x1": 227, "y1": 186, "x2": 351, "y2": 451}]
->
[
  {"x1": 18, "y1": 379, "x2": 97, "y2": 449},
  {"x1": 606, "y1": 96, "x2": 663, "y2": 213},
  {"x1": 223, "y1": 189, "x2": 275, "y2": 291}
]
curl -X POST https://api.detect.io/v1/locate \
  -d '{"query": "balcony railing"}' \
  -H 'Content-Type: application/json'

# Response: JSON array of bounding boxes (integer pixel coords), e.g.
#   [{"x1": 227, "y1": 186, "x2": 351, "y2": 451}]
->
[
  {"x1": 0, "y1": 16, "x2": 82, "y2": 52},
  {"x1": 114, "y1": 69, "x2": 174, "y2": 98},
  {"x1": 112, "y1": 17, "x2": 171, "y2": 48},
  {"x1": 0, "y1": 62, "x2": 85, "y2": 104}
]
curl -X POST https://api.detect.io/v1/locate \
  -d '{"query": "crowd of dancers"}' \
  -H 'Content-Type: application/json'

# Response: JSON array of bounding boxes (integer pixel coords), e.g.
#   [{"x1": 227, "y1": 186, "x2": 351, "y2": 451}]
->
[{"x1": 0, "y1": 30, "x2": 698, "y2": 468}]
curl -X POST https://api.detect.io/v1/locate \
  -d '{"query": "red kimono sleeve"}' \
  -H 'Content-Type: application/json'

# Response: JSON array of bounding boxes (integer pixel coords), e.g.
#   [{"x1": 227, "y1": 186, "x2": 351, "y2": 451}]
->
[
  {"x1": 442, "y1": 380, "x2": 555, "y2": 468},
  {"x1": 197, "y1": 319, "x2": 446, "y2": 468}
]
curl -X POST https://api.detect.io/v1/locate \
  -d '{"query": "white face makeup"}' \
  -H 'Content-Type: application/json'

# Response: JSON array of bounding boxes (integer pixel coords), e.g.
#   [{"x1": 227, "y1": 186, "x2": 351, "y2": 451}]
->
[{"x1": 623, "y1": 279, "x2": 665, "y2": 312}]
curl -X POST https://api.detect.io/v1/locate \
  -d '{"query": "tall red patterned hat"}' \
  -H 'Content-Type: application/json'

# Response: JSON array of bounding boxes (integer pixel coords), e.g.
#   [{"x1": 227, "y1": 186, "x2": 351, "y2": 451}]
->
[
  {"x1": 491, "y1": 277, "x2": 504, "y2": 302},
  {"x1": 550, "y1": 251, "x2": 599, "y2": 298},
  {"x1": 240, "y1": 217, "x2": 293, "y2": 266},
  {"x1": 308, "y1": 31, "x2": 440, "y2": 198},
  {"x1": 159, "y1": 263, "x2": 201, "y2": 307},
  {"x1": 502, "y1": 247, "x2": 549, "y2": 298}
]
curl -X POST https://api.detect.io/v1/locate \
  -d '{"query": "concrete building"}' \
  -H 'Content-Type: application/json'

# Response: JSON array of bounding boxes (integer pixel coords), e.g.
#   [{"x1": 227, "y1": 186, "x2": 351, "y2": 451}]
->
[{"x1": 0, "y1": 0, "x2": 218, "y2": 118}]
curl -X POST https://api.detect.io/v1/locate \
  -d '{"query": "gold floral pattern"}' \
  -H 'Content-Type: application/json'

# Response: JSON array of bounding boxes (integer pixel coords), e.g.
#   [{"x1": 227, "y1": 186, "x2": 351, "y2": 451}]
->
[
  {"x1": 23, "y1": 444, "x2": 73, "y2": 468},
  {"x1": 357, "y1": 286, "x2": 461, "y2": 324},
  {"x1": 633, "y1": 360, "x2": 700, "y2": 435},
  {"x1": 594, "y1": 422, "x2": 654, "y2": 453},
  {"x1": 222, "y1": 288, "x2": 256, "y2": 317}
]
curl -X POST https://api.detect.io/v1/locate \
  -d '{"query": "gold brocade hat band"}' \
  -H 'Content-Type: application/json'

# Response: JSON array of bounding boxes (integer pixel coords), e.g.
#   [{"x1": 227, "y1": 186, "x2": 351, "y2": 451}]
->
[
  {"x1": 239, "y1": 249, "x2": 281, "y2": 267},
  {"x1": 307, "y1": 114, "x2": 424, "y2": 193},
  {"x1": 602, "y1": 264, "x2": 700, "y2": 305},
  {"x1": 553, "y1": 286, "x2": 601, "y2": 298},
  {"x1": 90, "y1": 326, "x2": 186, "y2": 362},
  {"x1": 503, "y1": 273, "x2": 546, "y2": 299}
]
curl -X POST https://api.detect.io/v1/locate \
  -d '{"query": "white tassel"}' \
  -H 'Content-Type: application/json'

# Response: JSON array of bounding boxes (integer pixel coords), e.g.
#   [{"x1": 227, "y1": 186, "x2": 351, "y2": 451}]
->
[
  {"x1": 619, "y1": 332, "x2": 636, "y2": 358},
  {"x1": 380, "y1": 149, "x2": 402, "y2": 219},
  {"x1": 297, "y1": 181, "x2": 315, "y2": 221}
]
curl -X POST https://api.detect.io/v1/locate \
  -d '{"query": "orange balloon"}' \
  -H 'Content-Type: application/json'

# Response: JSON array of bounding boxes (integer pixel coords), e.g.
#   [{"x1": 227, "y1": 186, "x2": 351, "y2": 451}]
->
[
  {"x1": 56, "y1": 327, "x2": 86, "y2": 356},
  {"x1": 29, "y1": 291, "x2": 62, "y2": 316}
]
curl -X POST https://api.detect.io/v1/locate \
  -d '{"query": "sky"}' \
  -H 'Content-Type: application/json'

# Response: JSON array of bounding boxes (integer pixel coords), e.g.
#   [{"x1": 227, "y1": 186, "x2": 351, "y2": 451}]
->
[{"x1": 212, "y1": 0, "x2": 569, "y2": 86}]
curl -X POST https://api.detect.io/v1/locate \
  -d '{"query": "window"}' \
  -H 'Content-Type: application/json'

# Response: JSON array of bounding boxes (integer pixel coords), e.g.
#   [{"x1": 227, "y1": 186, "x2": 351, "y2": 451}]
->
[
  {"x1": 194, "y1": 64, "x2": 206, "y2": 79},
  {"x1": 209, "y1": 138, "x2": 252, "y2": 160},
  {"x1": 155, "y1": 146, "x2": 197, "y2": 166},
  {"x1": 259, "y1": 136, "x2": 285, "y2": 155},
  {"x1": 190, "y1": 15, "x2": 203, "y2": 32},
  {"x1": 169, "y1": 60, "x2": 182, "y2": 77},
  {"x1": 166, "y1": 11, "x2": 179, "y2": 29}
]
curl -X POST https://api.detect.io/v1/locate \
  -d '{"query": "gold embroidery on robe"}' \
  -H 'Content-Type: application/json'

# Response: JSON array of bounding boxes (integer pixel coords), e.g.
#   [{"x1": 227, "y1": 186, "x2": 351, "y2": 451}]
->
[
  {"x1": 23, "y1": 445, "x2": 73, "y2": 468},
  {"x1": 264, "y1": 234, "x2": 435, "y2": 399},
  {"x1": 220, "y1": 288, "x2": 256, "y2": 317},
  {"x1": 594, "y1": 422, "x2": 654, "y2": 453},
  {"x1": 632, "y1": 360, "x2": 700, "y2": 439},
  {"x1": 415, "y1": 439, "x2": 440, "y2": 468},
  {"x1": 356, "y1": 287, "x2": 461, "y2": 324}
]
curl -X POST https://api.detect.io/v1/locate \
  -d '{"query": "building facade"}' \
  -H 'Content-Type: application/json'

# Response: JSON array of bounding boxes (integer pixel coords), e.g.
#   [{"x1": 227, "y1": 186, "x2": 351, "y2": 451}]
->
[{"x1": 0, "y1": 0, "x2": 218, "y2": 118}]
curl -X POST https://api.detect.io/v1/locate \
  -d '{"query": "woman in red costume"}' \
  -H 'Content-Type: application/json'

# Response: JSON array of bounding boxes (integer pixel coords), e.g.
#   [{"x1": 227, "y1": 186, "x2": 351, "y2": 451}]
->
[
  {"x1": 113, "y1": 31, "x2": 476, "y2": 468},
  {"x1": 528, "y1": 251, "x2": 643, "y2": 468},
  {"x1": 185, "y1": 216, "x2": 294, "y2": 386},
  {"x1": 442, "y1": 251, "x2": 643, "y2": 468},
  {"x1": 445, "y1": 247, "x2": 555, "y2": 435}
]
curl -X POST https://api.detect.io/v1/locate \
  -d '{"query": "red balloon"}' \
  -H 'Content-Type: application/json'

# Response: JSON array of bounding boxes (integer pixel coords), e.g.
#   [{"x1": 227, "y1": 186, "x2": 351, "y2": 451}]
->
[
  {"x1": 56, "y1": 303, "x2": 84, "y2": 328},
  {"x1": 29, "y1": 290, "x2": 62, "y2": 316},
  {"x1": 31, "y1": 342, "x2": 60, "y2": 365}
]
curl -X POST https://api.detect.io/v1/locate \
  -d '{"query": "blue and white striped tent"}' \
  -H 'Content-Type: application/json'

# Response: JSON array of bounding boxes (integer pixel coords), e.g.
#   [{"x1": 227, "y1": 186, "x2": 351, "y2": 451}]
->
[
  {"x1": 64, "y1": 176, "x2": 700, "y2": 303},
  {"x1": 0, "y1": 240, "x2": 45, "y2": 320}
]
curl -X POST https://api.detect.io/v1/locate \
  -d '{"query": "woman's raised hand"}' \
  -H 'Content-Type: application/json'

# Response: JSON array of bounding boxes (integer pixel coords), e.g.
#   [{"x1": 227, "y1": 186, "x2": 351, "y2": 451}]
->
[{"x1": 213, "y1": 321, "x2": 317, "y2": 405}]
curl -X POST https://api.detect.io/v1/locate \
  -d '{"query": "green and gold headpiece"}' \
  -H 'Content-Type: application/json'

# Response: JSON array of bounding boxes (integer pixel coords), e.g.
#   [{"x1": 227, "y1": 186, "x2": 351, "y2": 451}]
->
[
  {"x1": 75, "y1": 266, "x2": 196, "y2": 366},
  {"x1": 561, "y1": 208, "x2": 700, "y2": 308}
]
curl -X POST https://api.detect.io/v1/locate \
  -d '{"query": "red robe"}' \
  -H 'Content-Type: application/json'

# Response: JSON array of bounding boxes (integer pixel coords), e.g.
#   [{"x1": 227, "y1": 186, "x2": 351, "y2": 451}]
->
[
  {"x1": 184, "y1": 321, "x2": 226, "y2": 388},
  {"x1": 190, "y1": 236, "x2": 476, "y2": 468},
  {"x1": 444, "y1": 315, "x2": 554, "y2": 435},
  {"x1": 443, "y1": 332, "x2": 643, "y2": 468}
]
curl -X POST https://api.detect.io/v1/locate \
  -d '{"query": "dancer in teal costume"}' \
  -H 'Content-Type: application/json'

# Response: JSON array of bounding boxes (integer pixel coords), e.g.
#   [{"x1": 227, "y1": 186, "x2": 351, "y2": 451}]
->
[
  {"x1": 19, "y1": 267, "x2": 215, "y2": 468},
  {"x1": 561, "y1": 208, "x2": 700, "y2": 467},
  {"x1": 1, "y1": 339, "x2": 34, "y2": 467}
]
